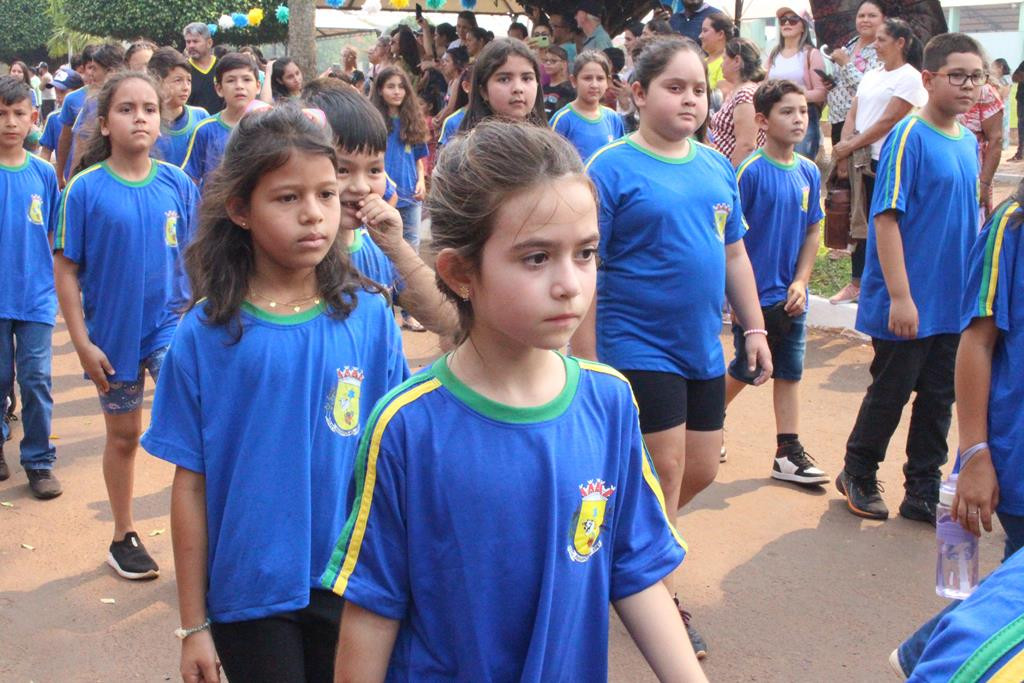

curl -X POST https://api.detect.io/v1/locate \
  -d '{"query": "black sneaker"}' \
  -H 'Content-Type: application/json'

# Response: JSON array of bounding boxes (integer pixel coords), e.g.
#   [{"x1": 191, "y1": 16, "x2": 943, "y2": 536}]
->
[
  {"x1": 107, "y1": 532, "x2": 159, "y2": 580},
  {"x1": 0, "y1": 443, "x2": 8, "y2": 481},
  {"x1": 835, "y1": 469, "x2": 889, "y2": 520},
  {"x1": 899, "y1": 495, "x2": 937, "y2": 525},
  {"x1": 674, "y1": 598, "x2": 708, "y2": 660},
  {"x1": 26, "y1": 468, "x2": 62, "y2": 499},
  {"x1": 772, "y1": 442, "x2": 828, "y2": 485}
]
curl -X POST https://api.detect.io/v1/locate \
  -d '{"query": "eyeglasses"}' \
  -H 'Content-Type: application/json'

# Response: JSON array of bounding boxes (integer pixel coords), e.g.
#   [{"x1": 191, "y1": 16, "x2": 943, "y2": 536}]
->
[
  {"x1": 936, "y1": 71, "x2": 987, "y2": 87},
  {"x1": 779, "y1": 15, "x2": 802, "y2": 26}
]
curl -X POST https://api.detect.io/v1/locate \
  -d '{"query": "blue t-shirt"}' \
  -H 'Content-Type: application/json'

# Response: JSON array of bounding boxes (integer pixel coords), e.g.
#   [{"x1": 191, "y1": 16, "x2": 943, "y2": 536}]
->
[
  {"x1": 736, "y1": 149, "x2": 824, "y2": 308},
  {"x1": 857, "y1": 115, "x2": 979, "y2": 340},
  {"x1": 962, "y1": 199, "x2": 1024, "y2": 516},
  {"x1": 321, "y1": 355, "x2": 686, "y2": 681},
  {"x1": 142, "y1": 297, "x2": 409, "y2": 622},
  {"x1": 39, "y1": 109, "x2": 63, "y2": 153},
  {"x1": 0, "y1": 153, "x2": 60, "y2": 325},
  {"x1": 68, "y1": 95, "x2": 100, "y2": 177},
  {"x1": 384, "y1": 118, "x2": 428, "y2": 209},
  {"x1": 909, "y1": 546, "x2": 1024, "y2": 682},
  {"x1": 154, "y1": 105, "x2": 209, "y2": 167},
  {"x1": 348, "y1": 228, "x2": 405, "y2": 299},
  {"x1": 55, "y1": 160, "x2": 200, "y2": 382},
  {"x1": 181, "y1": 113, "x2": 233, "y2": 188},
  {"x1": 437, "y1": 107, "x2": 465, "y2": 146},
  {"x1": 587, "y1": 137, "x2": 746, "y2": 379},
  {"x1": 550, "y1": 104, "x2": 625, "y2": 162},
  {"x1": 59, "y1": 87, "x2": 88, "y2": 179}
]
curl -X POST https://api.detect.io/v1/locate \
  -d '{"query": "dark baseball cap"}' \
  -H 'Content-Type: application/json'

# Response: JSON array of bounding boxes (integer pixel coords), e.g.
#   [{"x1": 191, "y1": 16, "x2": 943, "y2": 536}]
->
[
  {"x1": 49, "y1": 66, "x2": 83, "y2": 91},
  {"x1": 576, "y1": 0, "x2": 605, "y2": 18}
]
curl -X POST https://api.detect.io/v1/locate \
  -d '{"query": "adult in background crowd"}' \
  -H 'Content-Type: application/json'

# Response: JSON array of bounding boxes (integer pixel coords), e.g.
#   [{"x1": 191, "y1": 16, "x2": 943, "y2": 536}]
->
[
  {"x1": 453, "y1": 10, "x2": 477, "y2": 48},
  {"x1": 700, "y1": 12, "x2": 734, "y2": 101},
  {"x1": 664, "y1": 0, "x2": 719, "y2": 43},
  {"x1": 992, "y1": 58, "x2": 1011, "y2": 150},
  {"x1": 576, "y1": 1, "x2": 612, "y2": 52},
  {"x1": 958, "y1": 80, "x2": 1004, "y2": 218},
  {"x1": 826, "y1": 0, "x2": 883, "y2": 146},
  {"x1": 765, "y1": 6, "x2": 826, "y2": 159},
  {"x1": 182, "y1": 22, "x2": 224, "y2": 113},
  {"x1": 710, "y1": 38, "x2": 767, "y2": 167},
  {"x1": 830, "y1": 18, "x2": 927, "y2": 305},
  {"x1": 508, "y1": 22, "x2": 529, "y2": 41},
  {"x1": 434, "y1": 45, "x2": 470, "y2": 129},
  {"x1": 548, "y1": 11, "x2": 579, "y2": 63},
  {"x1": 1010, "y1": 59, "x2": 1024, "y2": 160},
  {"x1": 37, "y1": 63, "x2": 55, "y2": 119},
  {"x1": 541, "y1": 46, "x2": 575, "y2": 119}
]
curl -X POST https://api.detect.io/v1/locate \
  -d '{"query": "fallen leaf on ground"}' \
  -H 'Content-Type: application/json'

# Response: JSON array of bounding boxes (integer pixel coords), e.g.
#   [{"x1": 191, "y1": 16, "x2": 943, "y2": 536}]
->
[
  {"x1": 100, "y1": 598, "x2": 116, "y2": 604},
  {"x1": 148, "y1": 528, "x2": 165, "y2": 537},
  {"x1": 21, "y1": 543, "x2": 34, "y2": 550},
  {"x1": 1, "y1": 501, "x2": 13, "y2": 508}
]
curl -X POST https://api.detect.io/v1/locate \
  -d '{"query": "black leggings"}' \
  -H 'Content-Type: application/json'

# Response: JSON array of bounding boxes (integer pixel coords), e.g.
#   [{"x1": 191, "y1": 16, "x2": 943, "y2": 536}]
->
[{"x1": 211, "y1": 590, "x2": 343, "y2": 683}]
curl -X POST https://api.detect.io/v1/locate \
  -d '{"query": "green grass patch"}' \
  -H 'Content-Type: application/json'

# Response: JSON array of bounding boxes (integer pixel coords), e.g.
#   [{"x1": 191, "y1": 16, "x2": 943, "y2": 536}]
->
[{"x1": 809, "y1": 231, "x2": 852, "y2": 299}]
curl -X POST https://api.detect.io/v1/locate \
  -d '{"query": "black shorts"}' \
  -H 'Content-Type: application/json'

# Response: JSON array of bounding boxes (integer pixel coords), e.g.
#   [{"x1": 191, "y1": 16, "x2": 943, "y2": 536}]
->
[{"x1": 621, "y1": 370, "x2": 726, "y2": 434}]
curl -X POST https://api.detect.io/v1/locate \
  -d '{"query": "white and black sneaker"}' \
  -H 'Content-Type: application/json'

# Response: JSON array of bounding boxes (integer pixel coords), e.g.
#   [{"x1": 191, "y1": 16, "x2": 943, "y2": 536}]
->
[
  {"x1": 107, "y1": 531, "x2": 159, "y2": 580},
  {"x1": 771, "y1": 442, "x2": 828, "y2": 485}
]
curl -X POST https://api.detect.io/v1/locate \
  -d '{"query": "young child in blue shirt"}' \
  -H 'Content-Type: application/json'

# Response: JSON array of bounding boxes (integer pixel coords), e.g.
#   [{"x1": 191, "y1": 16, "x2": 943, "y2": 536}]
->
[
  {"x1": 324, "y1": 119, "x2": 704, "y2": 683},
  {"x1": 726, "y1": 79, "x2": 826, "y2": 486},
  {"x1": 148, "y1": 47, "x2": 208, "y2": 167},
  {"x1": 143, "y1": 104, "x2": 409, "y2": 682},
  {"x1": 305, "y1": 83, "x2": 458, "y2": 340},
  {"x1": 836, "y1": 33, "x2": 985, "y2": 524},
  {"x1": 574, "y1": 35, "x2": 770, "y2": 656},
  {"x1": 181, "y1": 52, "x2": 259, "y2": 188},
  {"x1": 550, "y1": 50, "x2": 625, "y2": 161},
  {"x1": 0, "y1": 77, "x2": 62, "y2": 498},
  {"x1": 55, "y1": 47, "x2": 94, "y2": 185},
  {"x1": 437, "y1": 70, "x2": 470, "y2": 148},
  {"x1": 67, "y1": 43, "x2": 125, "y2": 179},
  {"x1": 53, "y1": 72, "x2": 199, "y2": 581},
  {"x1": 893, "y1": 181, "x2": 1024, "y2": 680},
  {"x1": 38, "y1": 64, "x2": 83, "y2": 162}
]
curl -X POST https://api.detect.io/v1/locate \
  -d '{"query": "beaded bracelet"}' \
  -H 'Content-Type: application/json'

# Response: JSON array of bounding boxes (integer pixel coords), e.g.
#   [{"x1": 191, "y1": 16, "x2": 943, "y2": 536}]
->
[{"x1": 743, "y1": 328, "x2": 768, "y2": 337}]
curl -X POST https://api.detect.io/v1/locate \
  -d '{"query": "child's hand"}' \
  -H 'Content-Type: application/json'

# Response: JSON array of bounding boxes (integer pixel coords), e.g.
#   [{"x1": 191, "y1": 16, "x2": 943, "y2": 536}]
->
[
  {"x1": 785, "y1": 280, "x2": 806, "y2": 315},
  {"x1": 952, "y1": 449, "x2": 999, "y2": 537},
  {"x1": 744, "y1": 333, "x2": 773, "y2": 386},
  {"x1": 180, "y1": 630, "x2": 221, "y2": 682},
  {"x1": 888, "y1": 294, "x2": 919, "y2": 339},
  {"x1": 78, "y1": 342, "x2": 114, "y2": 393},
  {"x1": 414, "y1": 178, "x2": 426, "y2": 202},
  {"x1": 359, "y1": 194, "x2": 404, "y2": 252}
]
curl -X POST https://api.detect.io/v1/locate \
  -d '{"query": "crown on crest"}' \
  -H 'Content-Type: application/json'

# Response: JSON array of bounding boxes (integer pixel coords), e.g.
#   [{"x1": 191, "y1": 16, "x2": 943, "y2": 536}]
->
[
  {"x1": 579, "y1": 479, "x2": 616, "y2": 500},
  {"x1": 337, "y1": 366, "x2": 364, "y2": 382}
]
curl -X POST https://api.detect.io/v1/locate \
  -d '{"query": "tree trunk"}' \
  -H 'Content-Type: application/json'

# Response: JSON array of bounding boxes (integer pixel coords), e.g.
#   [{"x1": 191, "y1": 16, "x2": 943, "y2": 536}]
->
[{"x1": 288, "y1": 0, "x2": 317, "y2": 77}]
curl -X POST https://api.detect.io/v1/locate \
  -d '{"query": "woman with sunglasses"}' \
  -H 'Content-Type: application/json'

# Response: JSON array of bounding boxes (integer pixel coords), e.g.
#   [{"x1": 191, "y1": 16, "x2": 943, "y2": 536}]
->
[
  {"x1": 765, "y1": 5, "x2": 827, "y2": 159},
  {"x1": 830, "y1": 18, "x2": 926, "y2": 305}
]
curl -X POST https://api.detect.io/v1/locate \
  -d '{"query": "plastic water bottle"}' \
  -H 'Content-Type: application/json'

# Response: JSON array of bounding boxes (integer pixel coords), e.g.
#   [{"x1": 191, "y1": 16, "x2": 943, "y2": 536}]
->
[{"x1": 935, "y1": 475, "x2": 979, "y2": 599}]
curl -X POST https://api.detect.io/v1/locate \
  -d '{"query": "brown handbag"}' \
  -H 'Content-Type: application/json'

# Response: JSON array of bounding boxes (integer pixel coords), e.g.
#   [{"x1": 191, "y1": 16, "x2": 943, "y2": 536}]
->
[{"x1": 824, "y1": 165, "x2": 852, "y2": 250}]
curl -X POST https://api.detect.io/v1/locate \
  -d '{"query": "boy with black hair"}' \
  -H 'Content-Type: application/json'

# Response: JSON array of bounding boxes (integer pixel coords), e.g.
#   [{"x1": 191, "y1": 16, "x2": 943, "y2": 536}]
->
[
  {"x1": 507, "y1": 22, "x2": 528, "y2": 41},
  {"x1": 0, "y1": 76, "x2": 62, "y2": 498},
  {"x1": 182, "y1": 52, "x2": 259, "y2": 188},
  {"x1": 149, "y1": 47, "x2": 208, "y2": 166},
  {"x1": 836, "y1": 33, "x2": 986, "y2": 522},
  {"x1": 38, "y1": 65, "x2": 82, "y2": 162},
  {"x1": 55, "y1": 44, "x2": 96, "y2": 186},
  {"x1": 727, "y1": 79, "x2": 826, "y2": 486}
]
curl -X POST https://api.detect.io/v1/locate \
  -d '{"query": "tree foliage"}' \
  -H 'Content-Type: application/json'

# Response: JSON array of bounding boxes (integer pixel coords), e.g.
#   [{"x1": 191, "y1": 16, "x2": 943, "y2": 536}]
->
[
  {"x1": 64, "y1": 0, "x2": 289, "y2": 48},
  {"x1": 0, "y1": 0, "x2": 55, "y2": 62}
]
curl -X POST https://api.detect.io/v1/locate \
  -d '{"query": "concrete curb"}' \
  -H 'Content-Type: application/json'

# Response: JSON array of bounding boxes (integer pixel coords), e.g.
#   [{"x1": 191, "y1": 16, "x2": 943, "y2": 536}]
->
[{"x1": 806, "y1": 294, "x2": 866, "y2": 338}]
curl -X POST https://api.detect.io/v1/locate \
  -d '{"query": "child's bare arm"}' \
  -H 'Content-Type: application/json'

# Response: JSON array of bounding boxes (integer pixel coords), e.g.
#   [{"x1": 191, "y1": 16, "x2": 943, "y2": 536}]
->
[
  {"x1": 786, "y1": 219, "x2": 821, "y2": 314},
  {"x1": 172, "y1": 467, "x2": 221, "y2": 683},
  {"x1": 873, "y1": 210, "x2": 917, "y2": 338},
  {"x1": 613, "y1": 582, "x2": 708, "y2": 682},
  {"x1": 334, "y1": 601, "x2": 400, "y2": 683},
  {"x1": 54, "y1": 252, "x2": 114, "y2": 392}
]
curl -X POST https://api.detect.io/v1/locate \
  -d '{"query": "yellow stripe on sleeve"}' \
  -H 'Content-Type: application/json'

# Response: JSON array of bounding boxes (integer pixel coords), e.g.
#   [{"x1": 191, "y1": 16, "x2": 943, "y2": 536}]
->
[
  {"x1": 577, "y1": 360, "x2": 689, "y2": 552},
  {"x1": 180, "y1": 118, "x2": 214, "y2": 170},
  {"x1": 990, "y1": 649, "x2": 1024, "y2": 683},
  {"x1": 54, "y1": 164, "x2": 102, "y2": 250},
  {"x1": 584, "y1": 138, "x2": 628, "y2": 171},
  {"x1": 735, "y1": 150, "x2": 761, "y2": 183},
  {"x1": 329, "y1": 378, "x2": 443, "y2": 597},
  {"x1": 982, "y1": 202, "x2": 1018, "y2": 317},
  {"x1": 889, "y1": 118, "x2": 918, "y2": 209}
]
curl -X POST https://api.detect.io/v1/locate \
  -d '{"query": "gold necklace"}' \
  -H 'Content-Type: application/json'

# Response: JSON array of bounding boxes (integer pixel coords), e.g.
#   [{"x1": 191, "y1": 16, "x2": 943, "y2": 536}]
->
[{"x1": 249, "y1": 288, "x2": 322, "y2": 313}]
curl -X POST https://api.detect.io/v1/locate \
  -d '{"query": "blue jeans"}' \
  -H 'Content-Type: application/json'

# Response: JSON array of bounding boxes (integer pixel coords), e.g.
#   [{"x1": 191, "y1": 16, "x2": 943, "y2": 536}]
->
[
  {"x1": 895, "y1": 512, "x2": 1024, "y2": 675},
  {"x1": 0, "y1": 319, "x2": 56, "y2": 470},
  {"x1": 397, "y1": 202, "x2": 421, "y2": 253}
]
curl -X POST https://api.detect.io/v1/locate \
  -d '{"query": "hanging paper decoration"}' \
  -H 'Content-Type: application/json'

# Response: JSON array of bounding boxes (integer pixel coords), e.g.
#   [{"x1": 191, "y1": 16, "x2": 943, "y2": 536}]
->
[
  {"x1": 247, "y1": 7, "x2": 265, "y2": 25},
  {"x1": 461, "y1": 0, "x2": 476, "y2": 8},
  {"x1": 218, "y1": 14, "x2": 234, "y2": 30},
  {"x1": 326, "y1": 0, "x2": 344, "y2": 7},
  {"x1": 362, "y1": 0, "x2": 382, "y2": 11},
  {"x1": 276, "y1": 4, "x2": 290, "y2": 23},
  {"x1": 231, "y1": 12, "x2": 249, "y2": 27},
  {"x1": 207, "y1": 23, "x2": 218, "y2": 35},
  {"x1": 426, "y1": 0, "x2": 445, "y2": 8},
  {"x1": 391, "y1": 0, "x2": 410, "y2": 7}
]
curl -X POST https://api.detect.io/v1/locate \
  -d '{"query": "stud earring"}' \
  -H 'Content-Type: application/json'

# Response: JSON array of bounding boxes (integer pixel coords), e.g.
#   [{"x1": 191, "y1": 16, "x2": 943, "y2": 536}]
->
[{"x1": 460, "y1": 286, "x2": 470, "y2": 300}]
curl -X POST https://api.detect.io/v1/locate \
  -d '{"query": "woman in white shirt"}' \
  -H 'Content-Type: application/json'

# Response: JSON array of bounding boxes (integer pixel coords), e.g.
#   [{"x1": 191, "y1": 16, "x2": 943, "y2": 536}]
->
[
  {"x1": 766, "y1": 5, "x2": 827, "y2": 159},
  {"x1": 829, "y1": 17, "x2": 927, "y2": 304}
]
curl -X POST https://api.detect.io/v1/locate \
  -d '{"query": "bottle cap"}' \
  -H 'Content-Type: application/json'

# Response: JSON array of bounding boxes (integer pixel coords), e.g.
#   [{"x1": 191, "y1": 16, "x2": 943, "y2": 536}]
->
[{"x1": 939, "y1": 475, "x2": 958, "y2": 507}]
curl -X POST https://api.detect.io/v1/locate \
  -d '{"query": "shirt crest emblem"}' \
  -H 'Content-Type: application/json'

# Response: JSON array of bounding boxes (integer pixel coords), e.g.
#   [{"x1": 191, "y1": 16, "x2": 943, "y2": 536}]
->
[
  {"x1": 713, "y1": 203, "x2": 730, "y2": 243},
  {"x1": 164, "y1": 210, "x2": 179, "y2": 247},
  {"x1": 28, "y1": 194, "x2": 43, "y2": 225},
  {"x1": 567, "y1": 479, "x2": 615, "y2": 563},
  {"x1": 326, "y1": 366, "x2": 363, "y2": 437}
]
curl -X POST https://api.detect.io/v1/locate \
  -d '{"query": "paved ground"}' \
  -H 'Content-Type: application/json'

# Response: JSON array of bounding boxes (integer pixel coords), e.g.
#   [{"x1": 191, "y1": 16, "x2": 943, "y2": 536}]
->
[{"x1": 0, "y1": 320, "x2": 1006, "y2": 682}]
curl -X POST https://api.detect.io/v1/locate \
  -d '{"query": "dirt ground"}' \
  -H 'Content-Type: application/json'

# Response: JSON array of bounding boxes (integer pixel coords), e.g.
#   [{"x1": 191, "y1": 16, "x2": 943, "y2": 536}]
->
[{"x1": 0, "y1": 319, "x2": 1007, "y2": 682}]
